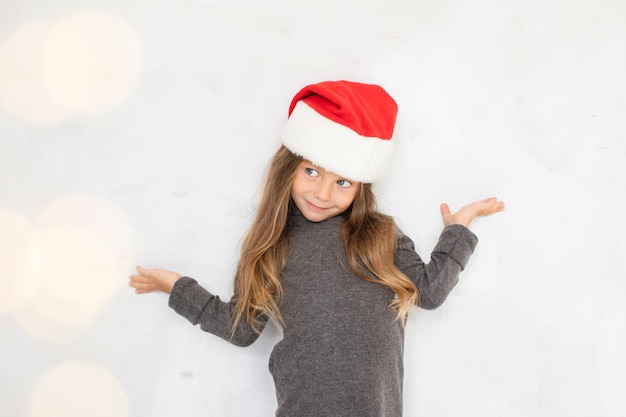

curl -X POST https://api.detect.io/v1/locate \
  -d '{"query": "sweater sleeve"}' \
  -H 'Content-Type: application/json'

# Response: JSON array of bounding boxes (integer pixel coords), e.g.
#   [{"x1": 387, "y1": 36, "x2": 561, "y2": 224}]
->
[
  {"x1": 168, "y1": 276, "x2": 266, "y2": 347},
  {"x1": 395, "y1": 224, "x2": 478, "y2": 310}
]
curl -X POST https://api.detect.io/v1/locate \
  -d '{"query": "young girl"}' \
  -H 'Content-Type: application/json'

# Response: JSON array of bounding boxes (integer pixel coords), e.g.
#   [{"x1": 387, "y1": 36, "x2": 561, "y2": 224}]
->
[{"x1": 129, "y1": 80, "x2": 504, "y2": 417}]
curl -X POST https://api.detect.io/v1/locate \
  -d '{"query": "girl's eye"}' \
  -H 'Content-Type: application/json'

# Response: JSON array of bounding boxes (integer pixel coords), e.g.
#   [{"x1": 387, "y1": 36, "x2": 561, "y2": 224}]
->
[
  {"x1": 305, "y1": 167, "x2": 319, "y2": 177},
  {"x1": 336, "y1": 179, "x2": 352, "y2": 188}
]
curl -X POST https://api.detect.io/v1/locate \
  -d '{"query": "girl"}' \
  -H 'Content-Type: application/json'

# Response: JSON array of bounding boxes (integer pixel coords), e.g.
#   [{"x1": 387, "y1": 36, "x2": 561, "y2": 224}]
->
[{"x1": 129, "y1": 80, "x2": 504, "y2": 417}]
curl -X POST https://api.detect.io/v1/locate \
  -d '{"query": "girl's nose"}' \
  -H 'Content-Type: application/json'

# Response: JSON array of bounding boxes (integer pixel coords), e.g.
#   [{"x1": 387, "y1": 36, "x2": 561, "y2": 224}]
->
[{"x1": 314, "y1": 181, "x2": 332, "y2": 201}]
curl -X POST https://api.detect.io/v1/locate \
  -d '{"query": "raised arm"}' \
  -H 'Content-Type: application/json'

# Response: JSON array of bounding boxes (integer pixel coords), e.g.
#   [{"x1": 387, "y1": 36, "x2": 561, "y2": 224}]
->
[
  {"x1": 396, "y1": 197, "x2": 504, "y2": 309},
  {"x1": 395, "y1": 225, "x2": 477, "y2": 309},
  {"x1": 130, "y1": 266, "x2": 265, "y2": 347}
]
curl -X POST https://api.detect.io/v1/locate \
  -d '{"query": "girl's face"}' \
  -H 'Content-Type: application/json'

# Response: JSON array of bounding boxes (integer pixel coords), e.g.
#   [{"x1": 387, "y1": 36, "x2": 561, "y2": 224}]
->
[{"x1": 291, "y1": 160, "x2": 359, "y2": 222}]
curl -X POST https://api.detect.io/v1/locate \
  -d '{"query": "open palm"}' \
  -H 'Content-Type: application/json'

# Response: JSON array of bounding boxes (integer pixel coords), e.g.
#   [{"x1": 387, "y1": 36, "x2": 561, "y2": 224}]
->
[{"x1": 440, "y1": 197, "x2": 505, "y2": 227}]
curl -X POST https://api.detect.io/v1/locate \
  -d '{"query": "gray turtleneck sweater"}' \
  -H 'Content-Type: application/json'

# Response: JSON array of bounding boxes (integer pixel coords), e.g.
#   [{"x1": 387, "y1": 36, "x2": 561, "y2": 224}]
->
[{"x1": 169, "y1": 212, "x2": 478, "y2": 416}]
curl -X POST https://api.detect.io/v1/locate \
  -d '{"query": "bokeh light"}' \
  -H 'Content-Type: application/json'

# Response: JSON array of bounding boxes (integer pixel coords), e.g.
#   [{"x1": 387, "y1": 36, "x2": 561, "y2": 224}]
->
[
  {"x1": 0, "y1": 10, "x2": 142, "y2": 123},
  {"x1": 41, "y1": 18, "x2": 97, "y2": 114},
  {"x1": 36, "y1": 194, "x2": 136, "y2": 272},
  {"x1": 30, "y1": 361, "x2": 129, "y2": 417},
  {"x1": 42, "y1": 10, "x2": 143, "y2": 115},
  {"x1": 13, "y1": 194, "x2": 135, "y2": 343},
  {"x1": 14, "y1": 226, "x2": 118, "y2": 343},
  {"x1": 0, "y1": 20, "x2": 73, "y2": 123},
  {"x1": 36, "y1": 226, "x2": 118, "y2": 303},
  {"x1": 0, "y1": 210, "x2": 44, "y2": 313}
]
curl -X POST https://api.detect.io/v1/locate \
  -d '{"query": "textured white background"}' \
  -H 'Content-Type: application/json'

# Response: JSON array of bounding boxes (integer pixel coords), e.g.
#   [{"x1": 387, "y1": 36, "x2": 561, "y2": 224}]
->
[{"x1": 1, "y1": 0, "x2": 625, "y2": 416}]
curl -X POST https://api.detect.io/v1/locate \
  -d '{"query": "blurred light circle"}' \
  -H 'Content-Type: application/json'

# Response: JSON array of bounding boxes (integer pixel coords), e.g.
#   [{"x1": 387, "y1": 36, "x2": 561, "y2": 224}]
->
[
  {"x1": 36, "y1": 193, "x2": 136, "y2": 269},
  {"x1": 15, "y1": 295, "x2": 99, "y2": 344},
  {"x1": 0, "y1": 21, "x2": 73, "y2": 123},
  {"x1": 14, "y1": 194, "x2": 135, "y2": 343},
  {"x1": 14, "y1": 226, "x2": 119, "y2": 344},
  {"x1": 41, "y1": 17, "x2": 97, "y2": 112},
  {"x1": 31, "y1": 361, "x2": 129, "y2": 417},
  {"x1": 39, "y1": 226, "x2": 119, "y2": 305},
  {"x1": 0, "y1": 10, "x2": 142, "y2": 124},
  {"x1": 42, "y1": 10, "x2": 142, "y2": 114},
  {"x1": 0, "y1": 210, "x2": 44, "y2": 313}
]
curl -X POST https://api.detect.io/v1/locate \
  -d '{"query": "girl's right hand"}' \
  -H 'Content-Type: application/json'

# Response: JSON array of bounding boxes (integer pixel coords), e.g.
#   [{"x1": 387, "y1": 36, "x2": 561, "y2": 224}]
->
[
  {"x1": 129, "y1": 266, "x2": 181, "y2": 294},
  {"x1": 440, "y1": 197, "x2": 505, "y2": 228}
]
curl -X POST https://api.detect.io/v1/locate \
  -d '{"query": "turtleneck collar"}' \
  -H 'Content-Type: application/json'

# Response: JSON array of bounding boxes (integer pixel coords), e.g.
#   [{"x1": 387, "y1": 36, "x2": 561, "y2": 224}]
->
[{"x1": 288, "y1": 203, "x2": 346, "y2": 229}]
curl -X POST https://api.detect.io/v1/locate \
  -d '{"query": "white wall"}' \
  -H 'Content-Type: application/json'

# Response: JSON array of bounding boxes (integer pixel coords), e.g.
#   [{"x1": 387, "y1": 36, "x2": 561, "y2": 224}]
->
[{"x1": 1, "y1": 0, "x2": 625, "y2": 416}]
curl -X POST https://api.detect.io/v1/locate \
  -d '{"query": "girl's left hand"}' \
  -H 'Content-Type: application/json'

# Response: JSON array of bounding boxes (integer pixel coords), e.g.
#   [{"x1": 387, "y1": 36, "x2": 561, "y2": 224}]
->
[
  {"x1": 129, "y1": 266, "x2": 181, "y2": 294},
  {"x1": 440, "y1": 197, "x2": 505, "y2": 228}
]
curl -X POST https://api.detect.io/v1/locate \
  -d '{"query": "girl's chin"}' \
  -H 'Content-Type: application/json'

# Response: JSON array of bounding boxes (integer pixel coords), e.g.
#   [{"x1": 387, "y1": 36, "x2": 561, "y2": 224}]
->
[
  {"x1": 301, "y1": 210, "x2": 329, "y2": 222},
  {"x1": 301, "y1": 207, "x2": 336, "y2": 222}
]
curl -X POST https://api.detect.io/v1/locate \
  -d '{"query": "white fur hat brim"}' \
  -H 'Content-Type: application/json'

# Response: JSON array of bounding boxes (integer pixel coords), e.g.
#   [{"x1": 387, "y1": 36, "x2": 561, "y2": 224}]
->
[{"x1": 281, "y1": 101, "x2": 393, "y2": 183}]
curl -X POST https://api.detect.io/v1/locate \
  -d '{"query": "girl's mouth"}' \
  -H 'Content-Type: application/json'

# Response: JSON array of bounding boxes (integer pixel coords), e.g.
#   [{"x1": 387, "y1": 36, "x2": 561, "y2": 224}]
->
[{"x1": 306, "y1": 200, "x2": 329, "y2": 211}]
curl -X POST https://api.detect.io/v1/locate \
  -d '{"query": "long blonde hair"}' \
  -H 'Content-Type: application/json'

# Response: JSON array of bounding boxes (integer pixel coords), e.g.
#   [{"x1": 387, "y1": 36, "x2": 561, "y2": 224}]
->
[{"x1": 233, "y1": 146, "x2": 419, "y2": 334}]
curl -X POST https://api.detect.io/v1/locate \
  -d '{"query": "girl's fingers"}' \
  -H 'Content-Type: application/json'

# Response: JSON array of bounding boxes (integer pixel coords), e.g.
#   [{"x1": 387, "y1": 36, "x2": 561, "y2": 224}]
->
[
  {"x1": 129, "y1": 279, "x2": 156, "y2": 293},
  {"x1": 129, "y1": 274, "x2": 156, "y2": 293},
  {"x1": 129, "y1": 274, "x2": 149, "y2": 284},
  {"x1": 479, "y1": 199, "x2": 505, "y2": 216},
  {"x1": 440, "y1": 203, "x2": 451, "y2": 218},
  {"x1": 136, "y1": 265, "x2": 151, "y2": 276},
  {"x1": 486, "y1": 198, "x2": 504, "y2": 210},
  {"x1": 128, "y1": 278, "x2": 144, "y2": 289},
  {"x1": 130, "y1": 266, "x2": 176, "y2": 294}
]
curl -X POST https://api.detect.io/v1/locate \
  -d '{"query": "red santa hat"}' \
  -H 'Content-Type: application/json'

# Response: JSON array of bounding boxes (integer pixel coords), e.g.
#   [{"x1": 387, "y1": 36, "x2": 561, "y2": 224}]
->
[{"x1": 281, "y1": 80, "x2": 398, "y2": 183}]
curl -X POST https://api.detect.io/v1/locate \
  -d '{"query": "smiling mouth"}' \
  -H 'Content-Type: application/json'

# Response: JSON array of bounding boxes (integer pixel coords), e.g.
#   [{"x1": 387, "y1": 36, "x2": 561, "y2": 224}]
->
[{"x1": 305, "y1": 200, "x2": 329, "y2": 211}]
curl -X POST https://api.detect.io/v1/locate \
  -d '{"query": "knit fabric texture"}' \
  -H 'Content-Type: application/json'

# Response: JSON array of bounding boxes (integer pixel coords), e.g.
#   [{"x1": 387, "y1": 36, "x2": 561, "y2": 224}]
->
[{"x1": 169, "y1": 212, "x2": 478, "y2": 417}]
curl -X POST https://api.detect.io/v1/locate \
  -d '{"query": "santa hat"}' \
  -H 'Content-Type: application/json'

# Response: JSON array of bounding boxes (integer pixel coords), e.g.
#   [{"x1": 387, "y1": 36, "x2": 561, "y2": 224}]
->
[{"x1": 281, "y1": 80, "x2": 398, "y2": 183}]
